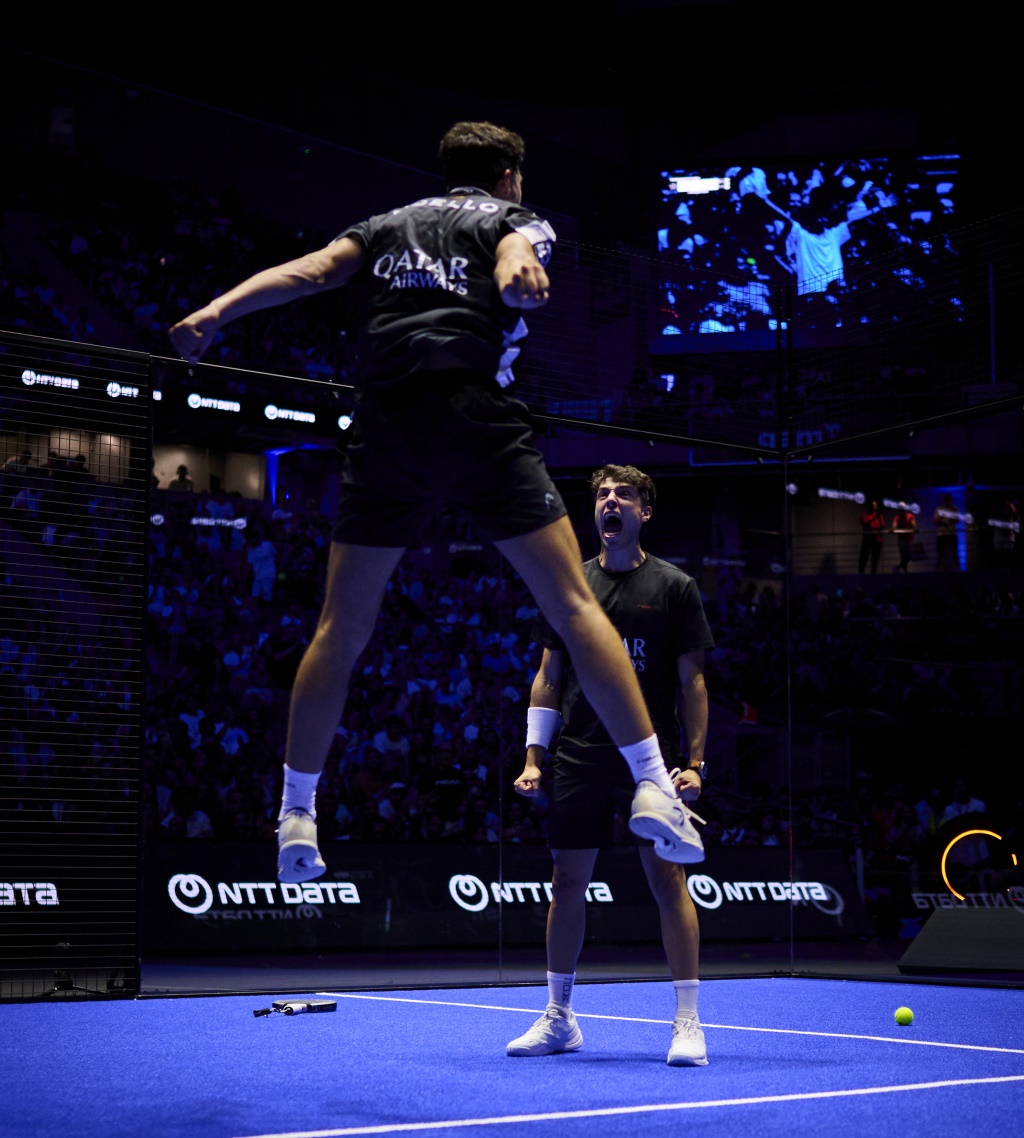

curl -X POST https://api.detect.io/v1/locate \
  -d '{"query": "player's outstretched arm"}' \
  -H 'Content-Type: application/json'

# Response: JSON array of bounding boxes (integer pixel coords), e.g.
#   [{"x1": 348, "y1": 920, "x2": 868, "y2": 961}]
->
[
  {"x1": 514, "y1": 648, "x2": 564, "y2": 797},
  {"x1": 494, "y1": 233, "x2": 550, "y2": 310},
  {"x1": 168, "y1": 237, "x2": 366, "y2": 363}
]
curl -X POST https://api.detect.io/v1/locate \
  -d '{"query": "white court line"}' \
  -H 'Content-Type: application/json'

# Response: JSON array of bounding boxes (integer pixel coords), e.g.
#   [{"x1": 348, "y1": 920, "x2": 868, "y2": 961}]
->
[
  {"x1": 317, "y1": 992, "x2": 1024, "y2": 1056},
  {"x1": 237, "y1": 1073, "x2": 1024, "y2": 1138}
]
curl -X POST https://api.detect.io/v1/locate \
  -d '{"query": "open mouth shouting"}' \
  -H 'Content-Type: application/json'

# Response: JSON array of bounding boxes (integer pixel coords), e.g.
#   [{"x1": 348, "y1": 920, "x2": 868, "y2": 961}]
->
[{"x1": 602, "y1": 513, "x2": 623, "y2": 539}]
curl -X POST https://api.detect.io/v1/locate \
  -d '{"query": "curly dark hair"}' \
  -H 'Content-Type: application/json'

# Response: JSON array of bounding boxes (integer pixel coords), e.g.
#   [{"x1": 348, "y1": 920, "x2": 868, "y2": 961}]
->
[
  {"x1": 588, "y1": 464, "x2": 656, "y2": 510},
  {"x1": 439, "y1": 121, "x2": 525, "y2": 193}
]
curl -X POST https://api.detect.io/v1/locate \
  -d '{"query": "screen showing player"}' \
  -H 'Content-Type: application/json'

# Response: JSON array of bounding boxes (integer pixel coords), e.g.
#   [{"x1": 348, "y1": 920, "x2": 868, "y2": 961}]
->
[{"x1": 654, "y1": 155, "x2": 960, "y2": 349}]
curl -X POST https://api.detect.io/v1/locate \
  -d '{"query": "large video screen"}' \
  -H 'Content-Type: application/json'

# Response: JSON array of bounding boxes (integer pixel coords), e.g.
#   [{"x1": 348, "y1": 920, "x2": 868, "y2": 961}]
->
[{"x1": 654, "y1": 155, "x2": 960, "y2": 349}]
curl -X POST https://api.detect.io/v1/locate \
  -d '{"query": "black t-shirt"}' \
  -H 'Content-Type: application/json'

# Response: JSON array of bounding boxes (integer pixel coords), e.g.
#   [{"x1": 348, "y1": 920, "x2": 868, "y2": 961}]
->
[
  {"x1": 339, "y1": 189, "x2": 555, "y2": 389},
  {"x1": 532, "y1": 555, "x2": 715, "y2": 760}
]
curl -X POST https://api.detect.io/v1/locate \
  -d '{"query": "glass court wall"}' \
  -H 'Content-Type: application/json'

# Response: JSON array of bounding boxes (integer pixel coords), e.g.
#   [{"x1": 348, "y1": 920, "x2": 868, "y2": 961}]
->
[{"x1": 2, "y1": 56, "x2": 1022, "y2": 998}]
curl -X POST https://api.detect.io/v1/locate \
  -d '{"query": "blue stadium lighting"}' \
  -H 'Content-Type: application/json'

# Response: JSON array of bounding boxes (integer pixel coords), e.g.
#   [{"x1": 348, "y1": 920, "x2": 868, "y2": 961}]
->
[
  {"x1": 934, "y1": 485, "x2": 970, "y2": 569},
  {"x1": 264, "y1": 447, "x2": 294, "y2": 506}
]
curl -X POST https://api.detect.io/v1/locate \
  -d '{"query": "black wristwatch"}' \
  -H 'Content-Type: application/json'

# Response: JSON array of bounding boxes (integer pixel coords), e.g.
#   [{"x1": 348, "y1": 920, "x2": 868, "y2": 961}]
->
[{"x1": 686, "y1": 761, "x2": 707, "y2": 781}]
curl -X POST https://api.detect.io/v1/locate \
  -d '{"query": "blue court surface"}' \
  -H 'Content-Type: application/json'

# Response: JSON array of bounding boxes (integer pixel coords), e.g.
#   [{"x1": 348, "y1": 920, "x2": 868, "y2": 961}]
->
[{"x1": 2, "y1": 978, "x2": 1023, "y2": 1138}]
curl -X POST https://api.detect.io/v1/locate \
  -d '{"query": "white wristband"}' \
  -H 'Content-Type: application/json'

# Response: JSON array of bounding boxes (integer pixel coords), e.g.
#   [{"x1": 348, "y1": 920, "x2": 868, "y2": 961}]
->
[{"x1": 526, "y1": 706, "x2": 561, "y2": 749}]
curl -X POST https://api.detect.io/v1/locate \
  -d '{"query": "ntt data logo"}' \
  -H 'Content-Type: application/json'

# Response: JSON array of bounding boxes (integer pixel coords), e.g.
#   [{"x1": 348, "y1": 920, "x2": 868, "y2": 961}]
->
[
  {"x1": 167, "y1": 873, "x2": 359, "y2": 916},
  {"x1": 21, "y1": 368, "x2": 79, "y2": 390},
  {"x1": 448, "y1": 874, "x2": 612, "y2": 912},
  {"x1": 687, "y1": 874, "x2": 843, "y2": 915},
  {"x1": 449, "y1": 874, "x2": 490, "y2": 912},
  {"x1": 106, "y1": 381, "x2": 140, "y2": 399},
  {"x1": 190, "y1": 517, "x2": 247, "y2": 529},
  {"x1": 187, "y1": 393, "x2": 240, "y2": 412},
  {"x1": 686, "y1": 875, "x2": 725, "y2": 910},
  {"x1": 168, "y1": 873, "x2": 214, "y2": 914},
  {"x1": 0, "y1": 882, "x2": 60, "y2": 906},
  {"x1": 264, "y1": 404, "x2": 316, "y2": 423},
  {"x1": 818, "y1": 488, "x2": 865, "y2": 504}
]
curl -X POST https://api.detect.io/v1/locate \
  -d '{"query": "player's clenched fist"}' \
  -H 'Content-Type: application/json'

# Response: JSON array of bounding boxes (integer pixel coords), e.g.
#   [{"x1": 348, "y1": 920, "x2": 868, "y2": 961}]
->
[
  {"x1": 673, "y1": 767, "x2": 702, "y2": 801},
  {"x1": 501, "y1": 262, "x2": 550, "y2": 309},
  {"x1": 169, "y1": 307, "x2": 220, "y2": 364},
  {"x1": 514, "y1": 761, "x2": 544, "y2": 797}
]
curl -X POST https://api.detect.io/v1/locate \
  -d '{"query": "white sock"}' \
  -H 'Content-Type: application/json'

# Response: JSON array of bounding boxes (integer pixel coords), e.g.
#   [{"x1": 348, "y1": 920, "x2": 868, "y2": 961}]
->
[
  {"x1": 619, "y1": 735, "x2": 676, "y2": 796},
  {"x1": 673, "y1": 978, "x2": 699, "y2": 1020},
  {"x1": 279, "y1": 765, "x2": 320, "y2": 821},
  {"x1": 547, "y1": 971, "x2": 575, "y2": 1011}
]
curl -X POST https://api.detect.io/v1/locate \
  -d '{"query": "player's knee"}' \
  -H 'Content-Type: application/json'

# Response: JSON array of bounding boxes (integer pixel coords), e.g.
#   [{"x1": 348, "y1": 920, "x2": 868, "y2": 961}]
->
[
  {"x1": 647, "y1": 860, "x2": 688, "y2": 906},
  {"x1": 540, "y1": 589, "x2": 600, "y2": 642},
  {"x1": 312, "y1": 617, "x2": 371, "y2": 671},
  {"x1": 550, "y1": 864, "x2": 592, "y2": 902}
]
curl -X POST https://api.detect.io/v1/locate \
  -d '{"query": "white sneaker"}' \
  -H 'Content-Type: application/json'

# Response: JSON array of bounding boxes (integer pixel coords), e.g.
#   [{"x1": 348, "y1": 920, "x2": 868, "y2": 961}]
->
[
  {"x1": 277, "y1": 808, "x2": 326, "y2": 883},
  {"x1": 506, "y1": 1004, "x2": 583, "y2": 1056},
  {"x1": 628, "y1": 780, "x2": 706, "y2": 864},
  {"x1": 667, "y1": 1014, "x2": 708, "y2": 1066}
]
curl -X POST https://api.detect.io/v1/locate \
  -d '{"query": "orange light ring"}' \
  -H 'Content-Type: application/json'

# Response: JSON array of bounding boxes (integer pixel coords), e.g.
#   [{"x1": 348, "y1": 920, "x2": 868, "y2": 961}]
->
[{"x1": 940, "y1": 829, "x2": 1002, "y2": 900}]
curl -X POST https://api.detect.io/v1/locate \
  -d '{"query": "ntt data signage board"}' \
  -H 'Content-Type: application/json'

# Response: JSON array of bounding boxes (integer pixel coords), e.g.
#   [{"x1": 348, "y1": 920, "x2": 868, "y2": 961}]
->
[
  {"x1": 17, "y1": 368, "x2": 146, "y2": 402},
  {"x1": 144, "y1": 843, "x2": 871, "y2": 954}
]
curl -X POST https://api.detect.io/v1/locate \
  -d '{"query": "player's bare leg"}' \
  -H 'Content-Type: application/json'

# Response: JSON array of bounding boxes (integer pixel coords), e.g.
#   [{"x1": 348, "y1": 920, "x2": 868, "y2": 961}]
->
[
  {"x1": 639, "y1": 847, "x2": 707, "y2": 1066},
  {"x1": 546, "y1": 848, "x2": 599, "y2": 973},
  {"x1": 277, "y1": 542, "x2": 404, "y2": 882},
  {"x1": 285, "y1": 542, "x2": 405, "y2": 772},
  {"x1": 639, "y1": 849, "x2": 700, "y2": 978},
  {"x1": 507, "y1": 847, "x2": 597, "y2": 1057}
]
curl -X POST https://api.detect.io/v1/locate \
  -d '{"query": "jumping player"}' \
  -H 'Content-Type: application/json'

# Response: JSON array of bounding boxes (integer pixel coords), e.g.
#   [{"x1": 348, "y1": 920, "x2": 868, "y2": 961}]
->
[
  {"x1": 169, "y1": 123, "x2": 699, "y2": 884},
  {"x1": 509, "y1": 464, "x2": 714, "y2": 1066}
]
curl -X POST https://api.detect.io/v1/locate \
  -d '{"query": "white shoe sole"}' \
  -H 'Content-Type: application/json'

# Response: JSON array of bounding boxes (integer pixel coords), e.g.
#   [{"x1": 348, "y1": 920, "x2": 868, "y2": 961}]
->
[
  {"x1": 506, "y1": 1028, "x2": 583, "y2": 1056},
  {"x1": 667, "y1": 1052, "x2": 709, "y2": 1067},
  {"x1": 277, "y1": 840, "x2": 326, "y2": 883},
  {"x1": 629, "y1": 812, "x2": 705, "y2": 864}
]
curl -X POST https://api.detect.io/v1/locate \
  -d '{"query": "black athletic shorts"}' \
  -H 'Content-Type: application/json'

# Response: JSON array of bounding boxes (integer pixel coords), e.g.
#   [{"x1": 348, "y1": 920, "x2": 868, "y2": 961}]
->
[
  {"x1": 333, "y1": 370, "x2": 567, "y2": 547},
  {"x1": 546, "y1": 744, "x2": 674, "y2": 850}
]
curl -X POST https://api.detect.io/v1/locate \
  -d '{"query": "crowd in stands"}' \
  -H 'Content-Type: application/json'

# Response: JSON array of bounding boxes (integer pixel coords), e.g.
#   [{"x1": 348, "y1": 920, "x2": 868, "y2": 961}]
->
[
  {"x1": 3, "y1": 162, "x2": 352, "y2": 382},
  {"x1": 0, "y1": 451, "x2": 142, "y2": 835},
  {"x1": 132, "y1": 490, "x2": 1019, "y2": 867},
  {"x1": 2, "y1": 452, "x2": 1020, "y2": 942}
]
